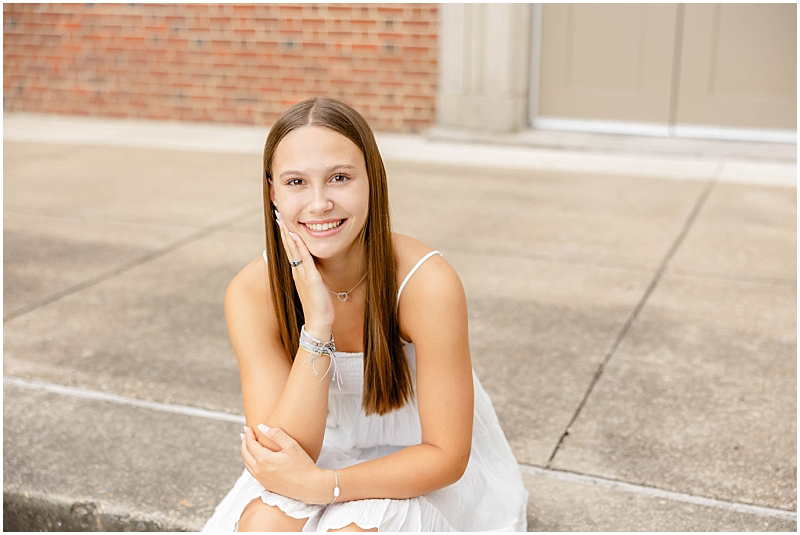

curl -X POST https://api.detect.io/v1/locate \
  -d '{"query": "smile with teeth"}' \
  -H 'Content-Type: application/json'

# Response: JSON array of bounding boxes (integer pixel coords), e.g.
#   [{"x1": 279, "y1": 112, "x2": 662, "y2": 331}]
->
[{"x1": 302, "y1": 219, "x2": 344, "y2": 232}]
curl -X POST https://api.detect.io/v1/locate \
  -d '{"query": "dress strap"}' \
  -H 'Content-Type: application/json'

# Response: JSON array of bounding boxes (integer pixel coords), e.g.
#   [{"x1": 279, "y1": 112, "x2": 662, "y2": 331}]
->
[
  {"x1": 263, "y1": 249, "x2": 268, "y2": 264},
  {"x1": 397, "y1": 251, "x2": 442, "y2": 302}
]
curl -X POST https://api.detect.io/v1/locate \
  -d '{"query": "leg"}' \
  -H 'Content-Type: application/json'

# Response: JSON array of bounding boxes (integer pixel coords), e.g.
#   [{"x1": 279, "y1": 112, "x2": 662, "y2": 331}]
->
[
  {"x1": 237, "y1": 497, "x2": 308, "y2": 532},
  {"x1": 328, "y1": 523, "x2": 378, "y2": 532}
]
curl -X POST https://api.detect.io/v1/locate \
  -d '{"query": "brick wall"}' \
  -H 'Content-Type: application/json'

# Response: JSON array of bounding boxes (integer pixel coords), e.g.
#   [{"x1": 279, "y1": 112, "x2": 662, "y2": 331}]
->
[{"x1": 3, "y1": 3, "x2": 438, "y2": 132}]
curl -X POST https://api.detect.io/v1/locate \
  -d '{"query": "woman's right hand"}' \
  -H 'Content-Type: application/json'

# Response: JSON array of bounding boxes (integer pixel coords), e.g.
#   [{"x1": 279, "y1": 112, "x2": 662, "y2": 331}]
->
[{"x1": 276, "y1": 213, "x2": 335, "y2": 339}]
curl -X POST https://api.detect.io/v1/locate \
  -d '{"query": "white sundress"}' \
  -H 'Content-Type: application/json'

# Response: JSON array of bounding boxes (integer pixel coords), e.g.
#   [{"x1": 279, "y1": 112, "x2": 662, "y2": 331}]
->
[{"x1": 202, "y1": 251, "x2": 529, "y2": 532}]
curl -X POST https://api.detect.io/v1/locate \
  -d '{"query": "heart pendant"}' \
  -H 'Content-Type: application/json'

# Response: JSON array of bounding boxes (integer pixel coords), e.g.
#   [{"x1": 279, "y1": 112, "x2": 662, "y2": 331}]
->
[{"x1": 337, "y1": 292, "x2": 349, "y2": 302}]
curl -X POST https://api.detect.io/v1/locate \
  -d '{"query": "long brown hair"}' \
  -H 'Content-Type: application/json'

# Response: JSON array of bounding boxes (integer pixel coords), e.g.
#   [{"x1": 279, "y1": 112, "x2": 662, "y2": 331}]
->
[{"x1": 262, "y1": 97, "x2": 412, "y2": 416}]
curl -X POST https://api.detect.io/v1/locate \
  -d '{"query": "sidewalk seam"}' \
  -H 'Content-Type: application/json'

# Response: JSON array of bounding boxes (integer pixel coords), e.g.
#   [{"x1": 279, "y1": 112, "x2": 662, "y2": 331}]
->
[
  {"x1": 2, "y1": 204, "x2": 262, "y2": 323},
  {"x1": 520, "y1": 464, "x2": 797, "y2": 522},
  {"x1": 545, "y1": 161, "x2": 725, "y2": 467},
  {"x1": 3, "y1": 376, "x2": 245, "y2": 424}
]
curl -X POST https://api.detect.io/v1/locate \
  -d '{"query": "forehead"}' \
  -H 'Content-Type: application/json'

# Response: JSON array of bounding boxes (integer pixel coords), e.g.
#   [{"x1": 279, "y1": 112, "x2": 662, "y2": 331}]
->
[{"x1": 273, "y1": 126, "x2": 365, "y2": 172}]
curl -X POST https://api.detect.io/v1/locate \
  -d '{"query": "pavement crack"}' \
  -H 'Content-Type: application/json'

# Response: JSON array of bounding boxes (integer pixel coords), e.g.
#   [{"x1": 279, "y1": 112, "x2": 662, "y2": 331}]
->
[
  {"x1": 3, "y1": 205, "x2": 262, "y2": 323},
  {"x1": 546, "y1": 162, "x2": 725, "y2": 468}
]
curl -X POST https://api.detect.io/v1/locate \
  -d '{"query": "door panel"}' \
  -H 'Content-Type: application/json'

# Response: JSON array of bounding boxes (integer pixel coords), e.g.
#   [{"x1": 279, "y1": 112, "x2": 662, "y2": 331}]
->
[
  {"x1": 538, "y1": 4, "x2": 678, "y2": 122},
  {"x1": 676, "y1": 3, "x2": 797, "y2": 129}
]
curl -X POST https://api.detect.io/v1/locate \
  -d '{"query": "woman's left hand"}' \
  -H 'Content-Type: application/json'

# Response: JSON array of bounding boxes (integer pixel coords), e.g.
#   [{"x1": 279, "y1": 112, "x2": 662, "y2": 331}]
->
[{"x1": 241, "y1": 425, "x2": 326, "y2": 504}]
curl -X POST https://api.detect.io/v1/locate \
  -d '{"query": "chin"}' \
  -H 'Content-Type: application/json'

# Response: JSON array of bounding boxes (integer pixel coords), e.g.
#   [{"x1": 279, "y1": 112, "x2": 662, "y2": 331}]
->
[
  {"x1": 304, "y1": 225, "x2": 365, "y2": 260},
  {"x1": 305, "y1": 242, "x2": 344, "y2": 260}
]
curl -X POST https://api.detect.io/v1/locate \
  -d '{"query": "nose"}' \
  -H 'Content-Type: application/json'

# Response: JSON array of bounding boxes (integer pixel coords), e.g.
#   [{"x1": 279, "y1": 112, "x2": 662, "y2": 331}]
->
[{"x1": 307, "y1": 183, "x2": 333, "y2": 214}]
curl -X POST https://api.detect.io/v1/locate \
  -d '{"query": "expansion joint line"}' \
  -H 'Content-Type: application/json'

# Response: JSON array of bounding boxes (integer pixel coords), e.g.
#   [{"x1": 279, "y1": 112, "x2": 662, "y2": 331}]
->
[
  {"x1": 520, "y1": 464, "x2": 797, "y2": 522},
  {"x1": 3, "y1": 205, "x2": 262, "y2": 323},
  {"x1": 546, "y1": 162, "x2": 725, "y2": 468}
]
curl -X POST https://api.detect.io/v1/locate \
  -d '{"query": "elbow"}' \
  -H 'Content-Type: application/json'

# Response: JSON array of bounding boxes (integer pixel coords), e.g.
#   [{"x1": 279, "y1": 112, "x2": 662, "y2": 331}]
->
[
  {"x1": 455, "y1": 444, "x2": 471, "y2": 481},
  {"x1": 443, "y1": 443, "x2": 471, "y2": 486}
]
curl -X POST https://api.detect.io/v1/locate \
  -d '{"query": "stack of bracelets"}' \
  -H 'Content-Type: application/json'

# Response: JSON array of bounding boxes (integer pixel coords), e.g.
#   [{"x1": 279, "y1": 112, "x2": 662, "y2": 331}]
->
[{"x1": 299, "y1": 325, "x2": 344, "y2": 390}]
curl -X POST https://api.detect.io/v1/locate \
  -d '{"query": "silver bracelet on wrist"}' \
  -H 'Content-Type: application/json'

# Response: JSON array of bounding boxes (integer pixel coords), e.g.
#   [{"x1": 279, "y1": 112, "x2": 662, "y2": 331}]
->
[
  {"x1": 299, "y1": 325, "x2": 343, "y2": 390},
  {"x1": 329, "y1": 469, "x2": 340, "y2": 505}
]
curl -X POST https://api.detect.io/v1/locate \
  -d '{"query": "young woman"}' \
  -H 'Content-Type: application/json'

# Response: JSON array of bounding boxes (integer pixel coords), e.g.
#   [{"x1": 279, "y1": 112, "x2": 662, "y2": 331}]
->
[{"x1": 202, "y1": 97, "x2": 528, "y2": 532}]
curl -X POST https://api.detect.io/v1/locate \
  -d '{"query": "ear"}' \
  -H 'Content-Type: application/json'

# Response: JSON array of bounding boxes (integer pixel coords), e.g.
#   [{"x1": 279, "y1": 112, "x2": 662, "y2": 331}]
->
[{"x1": 267, "y1": 177, "x2": 276, "y2": 204}]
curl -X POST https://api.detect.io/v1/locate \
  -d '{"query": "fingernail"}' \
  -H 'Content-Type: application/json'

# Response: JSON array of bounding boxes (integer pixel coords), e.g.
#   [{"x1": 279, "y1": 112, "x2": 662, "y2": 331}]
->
[
  {"x1": 240, "y1": 433, "x2": 244, "y2": 440},
  {"x1": 243, "y1": 425, "x2": 248, "y2": 433},
  {"x1": 257, "y1": 424, "x2": 270, "y2": 434}
]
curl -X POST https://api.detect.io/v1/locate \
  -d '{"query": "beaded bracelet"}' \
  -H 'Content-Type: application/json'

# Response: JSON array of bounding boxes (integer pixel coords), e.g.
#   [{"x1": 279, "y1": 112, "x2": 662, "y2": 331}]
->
[{"x1": 299, "y1": 325, "x2": 344, "y2": 390}]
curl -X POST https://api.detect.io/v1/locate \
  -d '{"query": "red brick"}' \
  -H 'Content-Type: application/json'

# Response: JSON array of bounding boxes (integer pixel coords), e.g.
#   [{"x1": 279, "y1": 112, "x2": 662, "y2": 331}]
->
[
  {"x1": 351, "y1": 43, "x2": 378, "y2": 53},
  {"x1": 377, "y1": 6, "x2": 404, "y2": 16},
  {"x1": 377, "y1": 32, "x2": 404, "y2": 40},
  {"x1": 402, "y1": 19, "x2": 430, "y2": 30},
  {"x1": 278, "y1": 5, "x2": 302, "y2": 16},
  {"x1": 350, "y1": 19, "x2": 376, "y2": 31},
  {"x1": 3, "y1": 3, "x2": 437, "y2": 133},
  {"x1": 302, "y1": 42, "x2": 327, "y2": 54},
  {"x1": 122, "y1": 36, "x2": 146, "y2": 46}
]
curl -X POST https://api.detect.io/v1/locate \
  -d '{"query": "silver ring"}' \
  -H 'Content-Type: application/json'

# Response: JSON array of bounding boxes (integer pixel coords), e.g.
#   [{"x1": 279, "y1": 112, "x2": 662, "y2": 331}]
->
[{"x1": 290, "y1": 259, "x2": 302, "y2": 267}]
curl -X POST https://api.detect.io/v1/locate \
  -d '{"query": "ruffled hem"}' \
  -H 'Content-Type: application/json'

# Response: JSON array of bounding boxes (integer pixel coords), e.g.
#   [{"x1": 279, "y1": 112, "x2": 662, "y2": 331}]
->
[
  {"x1": 259, "y1": 491, "x2": 323, "y2": 524},
  {"x1": 315, "y1": 497, "x2": 456, "y2": 532},
  {"x1": 202, "y1": 469, "x2": 458, "y2": 532}
]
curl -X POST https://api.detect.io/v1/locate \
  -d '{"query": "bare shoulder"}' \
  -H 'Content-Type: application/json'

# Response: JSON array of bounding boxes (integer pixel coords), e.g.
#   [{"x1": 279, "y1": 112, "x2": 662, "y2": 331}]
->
[
  {"x1": 224, "y1": 250, "x2": 280, "y2": 348},
  {"x1": 392, "y1": 233, "x2": 464, "y2": 312},
  {"x1": 392, "y1": 234, "x2": 468, "y2": 350},
  {"x1": 227, "y1": 251, "x2": 270, "y2": 306},
  {"x1": 392, "y1": 233, "x2": 449, "y2": 276}
]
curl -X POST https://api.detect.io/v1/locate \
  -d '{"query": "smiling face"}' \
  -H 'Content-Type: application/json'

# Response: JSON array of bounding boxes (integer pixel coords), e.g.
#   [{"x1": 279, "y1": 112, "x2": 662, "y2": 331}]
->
[{"x1": 269, "y1": 125, "x2": 370, "y2": 260}]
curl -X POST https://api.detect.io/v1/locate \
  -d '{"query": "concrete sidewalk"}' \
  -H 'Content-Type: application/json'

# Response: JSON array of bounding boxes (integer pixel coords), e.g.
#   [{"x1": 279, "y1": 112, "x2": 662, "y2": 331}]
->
[{"x1": 3, "y1": 114, "x2": 797, "y2": 531}]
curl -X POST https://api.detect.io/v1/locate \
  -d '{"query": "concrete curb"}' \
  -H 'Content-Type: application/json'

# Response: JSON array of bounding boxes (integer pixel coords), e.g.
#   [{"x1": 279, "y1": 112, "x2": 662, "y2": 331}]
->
[{"x1": 3, "y1": 490, "x2": 195, "y2": 532}]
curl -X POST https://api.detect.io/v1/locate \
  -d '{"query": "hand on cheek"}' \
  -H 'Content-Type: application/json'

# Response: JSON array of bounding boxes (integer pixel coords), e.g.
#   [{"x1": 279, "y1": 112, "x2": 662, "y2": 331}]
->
[{"x1": 275, "y1": 210, "x2": 336, "y2": 332}]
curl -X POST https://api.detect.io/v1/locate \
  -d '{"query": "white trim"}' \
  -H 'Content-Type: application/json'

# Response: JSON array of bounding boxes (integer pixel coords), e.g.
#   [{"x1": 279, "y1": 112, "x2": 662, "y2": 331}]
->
[
  {"x1": 534, "y1": 117, "x2": 672, "y2": 137},
  {"x1": 533, "y1": 116, "x2": 797, "y2": 144},
  {"x1": 528, "y1": 4, "x2": 543, "y2": 126},
  {"x1": 520, "y1": 464, "x2": 797, "y2": 523},
  {"x1": 673, "y1": 124, "x2": 797, "y2": 144}
]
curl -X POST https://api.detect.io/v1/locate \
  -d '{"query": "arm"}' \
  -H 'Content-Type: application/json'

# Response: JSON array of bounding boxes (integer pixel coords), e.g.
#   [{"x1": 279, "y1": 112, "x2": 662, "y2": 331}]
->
[
  {"x1": 226, "y1": 275, "x2": 331, "y2": 461},
  {"x1": 300, "y1": 254, "x2": 474, "y2": 502},
  {"x1": 227, "y1": 222, "x2": 334, "y2": 462}
]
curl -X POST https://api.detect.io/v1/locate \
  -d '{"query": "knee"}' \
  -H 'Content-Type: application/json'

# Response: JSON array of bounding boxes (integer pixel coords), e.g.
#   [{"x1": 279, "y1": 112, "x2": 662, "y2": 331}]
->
[
  {"x1": 237, "y1": 498, "x2": 307, "y2": 532},
  {"x1": 327, "y1": 523, "x2": 378, "y2": 532}
]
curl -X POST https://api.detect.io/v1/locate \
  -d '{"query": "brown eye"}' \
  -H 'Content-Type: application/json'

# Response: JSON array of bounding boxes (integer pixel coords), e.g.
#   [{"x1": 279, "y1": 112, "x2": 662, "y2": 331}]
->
[{"x1": 331, "y1": 173, "x2": 349, "y2": 183}]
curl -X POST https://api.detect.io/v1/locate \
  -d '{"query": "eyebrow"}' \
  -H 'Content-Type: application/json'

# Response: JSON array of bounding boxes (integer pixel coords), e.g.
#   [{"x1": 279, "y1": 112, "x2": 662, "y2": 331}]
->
[{"x1": 279, "y1": 164, "x2": 357, "y2": 179}]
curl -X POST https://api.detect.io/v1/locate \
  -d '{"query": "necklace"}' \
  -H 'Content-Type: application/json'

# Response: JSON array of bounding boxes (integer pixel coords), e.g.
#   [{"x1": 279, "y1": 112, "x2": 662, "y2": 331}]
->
[{"x1": 331, "y1": 272, "x2": 367, "y2": 302}]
